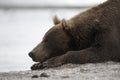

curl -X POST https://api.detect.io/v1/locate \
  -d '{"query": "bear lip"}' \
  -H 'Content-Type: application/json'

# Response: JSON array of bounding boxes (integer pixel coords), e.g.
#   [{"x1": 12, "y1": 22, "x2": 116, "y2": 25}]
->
[{"x1": 32, "y1": 58, "x2": 39, "y2": 62}]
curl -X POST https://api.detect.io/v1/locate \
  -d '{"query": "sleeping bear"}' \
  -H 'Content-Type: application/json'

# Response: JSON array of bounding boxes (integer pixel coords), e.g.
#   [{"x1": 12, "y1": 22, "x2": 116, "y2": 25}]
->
[{"x1": 29, "y1": 0, "x2": 120, "y2": 70}]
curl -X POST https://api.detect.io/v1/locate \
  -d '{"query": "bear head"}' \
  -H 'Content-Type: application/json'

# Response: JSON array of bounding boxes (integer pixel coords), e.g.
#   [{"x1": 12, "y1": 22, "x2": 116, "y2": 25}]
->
[{"x1": 29, "y1": 16, "x2": 74, "y2": 62}]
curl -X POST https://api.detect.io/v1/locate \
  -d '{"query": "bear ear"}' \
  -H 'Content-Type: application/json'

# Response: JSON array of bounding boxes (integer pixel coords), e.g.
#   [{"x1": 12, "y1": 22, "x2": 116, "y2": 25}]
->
[
  {"x1": 61, "y1": 19, "x2": 69, "y2": 30},
  {"x1": 53, "y1": 15, "x2": 61, "y2": 25}
]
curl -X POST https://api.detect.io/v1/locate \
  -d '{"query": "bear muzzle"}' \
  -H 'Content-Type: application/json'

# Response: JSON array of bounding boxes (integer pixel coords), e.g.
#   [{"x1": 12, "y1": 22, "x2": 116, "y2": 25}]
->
[
  {"x1": 28, "y1": 51, "x2": 50, "y2": 63},
  {"x1": 29, "y1": 52, "x2": 38, "y2": 62}
]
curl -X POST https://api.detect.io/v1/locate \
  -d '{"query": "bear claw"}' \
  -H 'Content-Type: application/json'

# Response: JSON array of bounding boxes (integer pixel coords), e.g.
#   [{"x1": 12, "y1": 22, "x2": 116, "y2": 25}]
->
[{"x1": 31, "y1": 63, "x2": 43, "y2": 70}]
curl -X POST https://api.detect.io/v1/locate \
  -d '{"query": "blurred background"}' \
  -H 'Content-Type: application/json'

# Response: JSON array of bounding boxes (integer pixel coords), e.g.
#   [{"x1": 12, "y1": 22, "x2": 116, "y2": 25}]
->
[{"x1": 0, "y1": 0, "x2": 106, "y2": 72}]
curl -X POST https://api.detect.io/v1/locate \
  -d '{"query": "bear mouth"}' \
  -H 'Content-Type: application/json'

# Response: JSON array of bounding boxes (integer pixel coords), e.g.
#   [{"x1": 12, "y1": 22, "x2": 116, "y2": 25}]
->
[
  {"x1": 31, "y1": 58, "x2": 39, "y2": 62},
  {"x1": 32, "y1": 56, "x2": 49, "y2": 63}
]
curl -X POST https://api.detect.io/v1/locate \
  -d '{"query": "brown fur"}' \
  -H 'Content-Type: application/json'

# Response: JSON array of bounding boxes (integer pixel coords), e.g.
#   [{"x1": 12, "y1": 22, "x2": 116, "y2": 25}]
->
[{"x1": 29, "y1": 0, "x2": 120, "y2": 70}]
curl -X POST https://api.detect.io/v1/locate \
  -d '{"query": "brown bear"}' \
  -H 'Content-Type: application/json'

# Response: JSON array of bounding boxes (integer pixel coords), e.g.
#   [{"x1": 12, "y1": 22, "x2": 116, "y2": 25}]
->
[{"x1": 29, "y1": 0, "x2": 120, "y2": 70}]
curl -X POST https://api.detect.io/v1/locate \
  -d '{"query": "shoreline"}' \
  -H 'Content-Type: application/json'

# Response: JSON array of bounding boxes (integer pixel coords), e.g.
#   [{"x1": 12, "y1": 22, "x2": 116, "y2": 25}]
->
[{"x1": 0, "y1": 62, "x2": 120, "y2": 80}]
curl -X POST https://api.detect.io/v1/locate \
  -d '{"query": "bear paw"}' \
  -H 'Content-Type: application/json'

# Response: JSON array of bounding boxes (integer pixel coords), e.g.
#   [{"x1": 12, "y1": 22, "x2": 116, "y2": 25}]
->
[
  {"x1": 31, "y1": 56, "x2": 64, "y2": 70},
  {"x1": 31, "y1": 63, "x2": 44, "y2": 70},
  {"x1": 41, "y1": 57, "x2": 63, "y2": 68}
]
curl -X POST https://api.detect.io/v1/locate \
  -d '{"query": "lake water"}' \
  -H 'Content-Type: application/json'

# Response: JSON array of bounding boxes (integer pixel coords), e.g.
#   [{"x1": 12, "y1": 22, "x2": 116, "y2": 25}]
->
[{"x1": 0, "y1": 8, "x2": 88, "y2": 72}]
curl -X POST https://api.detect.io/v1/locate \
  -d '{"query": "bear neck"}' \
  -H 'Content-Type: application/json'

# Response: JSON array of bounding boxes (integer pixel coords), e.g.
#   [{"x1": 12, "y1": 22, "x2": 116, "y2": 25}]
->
[{"x1": 66, "y1": 0, "x2": 120, "y2": 50}]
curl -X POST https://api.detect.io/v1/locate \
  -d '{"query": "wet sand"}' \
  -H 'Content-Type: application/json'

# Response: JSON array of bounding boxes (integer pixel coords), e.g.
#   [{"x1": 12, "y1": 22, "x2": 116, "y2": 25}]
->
[{"x1": 0, "y1": 62, "x2": 120, "y2": 80}]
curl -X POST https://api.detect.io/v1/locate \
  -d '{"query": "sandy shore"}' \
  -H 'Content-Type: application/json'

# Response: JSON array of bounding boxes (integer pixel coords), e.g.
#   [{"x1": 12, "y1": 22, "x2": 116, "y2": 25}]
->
[{"x1": 0, "y1": 62, "x2": 120, "y2": 80}]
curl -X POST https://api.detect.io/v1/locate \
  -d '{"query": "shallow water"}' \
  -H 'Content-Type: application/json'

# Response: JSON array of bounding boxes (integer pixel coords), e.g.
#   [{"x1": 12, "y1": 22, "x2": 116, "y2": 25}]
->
[{"x1": 0, "y1": 8, "x2": 88, "y2": 72}]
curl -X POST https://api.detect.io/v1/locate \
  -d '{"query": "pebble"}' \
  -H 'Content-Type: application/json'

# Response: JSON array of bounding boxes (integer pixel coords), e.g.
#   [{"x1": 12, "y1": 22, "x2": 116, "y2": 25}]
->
[
  {"x1": 32, "y1": 75, "x2": 39, "y2": 78},
  {"x1": 40, "y1": 72, "x2": 50, "y2": 78}
]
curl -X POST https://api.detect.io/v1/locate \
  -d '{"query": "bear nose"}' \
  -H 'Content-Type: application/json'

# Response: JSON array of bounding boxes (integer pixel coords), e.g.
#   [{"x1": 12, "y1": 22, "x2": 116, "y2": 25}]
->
[{"x1": 29, "y1": 52, "x2": 34, "y2": 58}]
